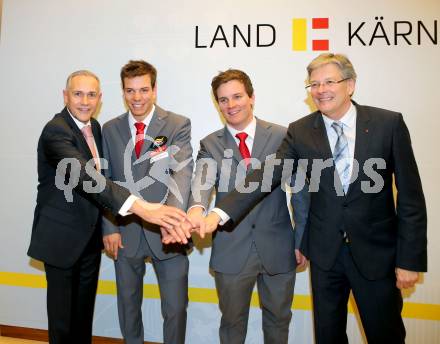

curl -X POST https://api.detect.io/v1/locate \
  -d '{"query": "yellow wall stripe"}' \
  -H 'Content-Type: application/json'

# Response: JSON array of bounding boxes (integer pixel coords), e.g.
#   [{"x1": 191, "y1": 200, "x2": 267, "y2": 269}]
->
[
  {"x1": 1, "y1": 272, "x2": 439, "y2": 321},
  {"x1": 292, "y1": 18, "x2": 307, "y2": 51},
  {"x1": 0, "y1": 271, "x2": 47, "y2": 288}
]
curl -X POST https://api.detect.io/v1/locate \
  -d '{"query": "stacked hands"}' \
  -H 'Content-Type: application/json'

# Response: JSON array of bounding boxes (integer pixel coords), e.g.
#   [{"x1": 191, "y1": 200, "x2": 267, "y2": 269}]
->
[
  {"x1": 103, "y1": 201, "x2": 220, "y2": 260},
  {"x1": 160, "y1": 207, "x2": 221, "y2": 245},
  {"x1": 103, "y1": 201, "x2": 309, "y2": 268}
]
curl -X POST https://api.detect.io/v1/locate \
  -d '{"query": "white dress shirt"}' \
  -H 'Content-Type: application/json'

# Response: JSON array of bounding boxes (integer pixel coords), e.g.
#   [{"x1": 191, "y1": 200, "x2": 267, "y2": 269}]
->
[
  {"x1": 225, "y1": 116, "x2": 257, "y2": 155},
  {"x1": 128, "y1": 104, "x2": 156, "y2": 143}
]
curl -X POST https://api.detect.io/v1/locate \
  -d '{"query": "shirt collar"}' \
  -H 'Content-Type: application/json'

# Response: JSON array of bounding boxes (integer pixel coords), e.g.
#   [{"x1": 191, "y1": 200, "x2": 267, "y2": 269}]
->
[
  {"x1": 128, "y1": 104, "x2": 156, "y2": 129},
  {"x1": 322, "y1": 102, "x2": 356, "y2": 129},
  {"x1": 66, "y1": 107, "x2": 91, "y2": 130},
  {"x1": 226, "y1": 116, "x2": 257, "y2": 140}
]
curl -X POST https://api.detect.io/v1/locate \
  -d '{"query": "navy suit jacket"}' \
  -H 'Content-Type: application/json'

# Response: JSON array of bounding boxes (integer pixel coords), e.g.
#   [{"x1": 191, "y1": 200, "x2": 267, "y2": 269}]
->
[
  {"x1": 28, "y1": 108, "x2": 130, "y2": 268},
  {"x1": 218, "y1": 102, "x2": 427, "y2": 280}
]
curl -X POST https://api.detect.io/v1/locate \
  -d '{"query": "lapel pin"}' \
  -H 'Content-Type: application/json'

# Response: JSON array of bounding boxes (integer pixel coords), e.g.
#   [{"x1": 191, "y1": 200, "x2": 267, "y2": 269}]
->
[
  {"x1": 150, "y1": 136, "x2": 168, "y2": 152},
  {"x1": 365, "y1": 129, "x2": 369, "y2": 133}
]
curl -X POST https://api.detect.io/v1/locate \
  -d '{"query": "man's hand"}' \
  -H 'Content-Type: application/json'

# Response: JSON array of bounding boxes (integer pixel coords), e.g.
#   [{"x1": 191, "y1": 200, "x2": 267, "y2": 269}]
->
[
  {"x1": 395, "y1": 268, "x2": 420, "y2": 289},
  {"x1": 194, "y1": 211, "x2": 220, "y2": 239},
  {"x1": 161, "y1": 219, "x2": 193, "y2": 245},
  {"x1": 187, "y1": 207, "x2": 207, "y2": 236},
  {"x1": 103, "y1": 233, "x2": 123, "y2": 260},
  {"x1": 295, "y1": 249, "x2": 308, "y2": 270},
  {"x1": 130, "y1": 199, "x2": 187, "y2": 228},
  {"x1": 160, "y1": 227, "x2": 177, "y2": 245},
  {"x1": 130, "y1": 199, "x2": 190, "y2": 243},
  {"x1": 160, "y1": 207, "x2": 207, "y2": 245}
]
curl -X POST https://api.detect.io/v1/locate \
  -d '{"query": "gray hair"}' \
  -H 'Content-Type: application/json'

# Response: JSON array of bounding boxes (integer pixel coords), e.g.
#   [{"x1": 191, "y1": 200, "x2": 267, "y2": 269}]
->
[
  {"x1": 307, "y1": 53, "x2": 357, "y2": 82},
  {"x1": 65, "y1": 70, "x2": 100, "y2": 90}
]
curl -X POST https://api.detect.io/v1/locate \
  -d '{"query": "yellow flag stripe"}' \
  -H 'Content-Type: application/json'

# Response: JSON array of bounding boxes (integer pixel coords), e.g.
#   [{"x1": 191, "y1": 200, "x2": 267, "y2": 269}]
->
[
  {"x1": 292, "y1": 18, "x2": 307, "y2": 51},
  {"x1": 1, "y1": 272, "x2": 438, "y2": 321}
]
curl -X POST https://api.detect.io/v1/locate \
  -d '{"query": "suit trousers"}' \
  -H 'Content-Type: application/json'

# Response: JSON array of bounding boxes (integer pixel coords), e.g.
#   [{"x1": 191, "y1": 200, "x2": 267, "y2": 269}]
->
[
  {"x1": 310, "y1": 242, "x2": 405, "y2": 344},
  {"x1": 44, "y1": 232, "x2": 101, "y2": 344},
  {"x1": 115, "y1": 232, "x2": 189, "y2": 344},
  {"x1": 214, "y1": 243, "x2": 296, "y2": 344}
]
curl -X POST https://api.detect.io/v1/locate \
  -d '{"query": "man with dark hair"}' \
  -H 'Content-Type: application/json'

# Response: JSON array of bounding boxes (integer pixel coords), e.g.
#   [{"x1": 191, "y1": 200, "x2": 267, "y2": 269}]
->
[
  {"x1": 184, "y1": 69, "x2": 308, "y2": 343},
  {"x1": 28, "y1": 70, "x2": 187, "y2": 344},
  {"x1": 120, "y1": 59, "x2": 158, "y2": 88},
  {"x1": 191, "y1": 54, "x2": 427, "y2": 343},
  {"x1": 102, "y1": 60, "x2": 193, "y2": 344}
]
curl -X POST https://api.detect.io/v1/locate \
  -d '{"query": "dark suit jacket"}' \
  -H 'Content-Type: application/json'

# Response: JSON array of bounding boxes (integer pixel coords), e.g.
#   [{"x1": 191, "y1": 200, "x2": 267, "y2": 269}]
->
[
  {"x1": 218, "y1": 102, "x2": 427, "y2": 280},
  {"x1": 28, "y1": 107, "x2": 130, "y2": 268},
  {"x1": 190, "y1": 118, "x2": 309, "y2": 274}
]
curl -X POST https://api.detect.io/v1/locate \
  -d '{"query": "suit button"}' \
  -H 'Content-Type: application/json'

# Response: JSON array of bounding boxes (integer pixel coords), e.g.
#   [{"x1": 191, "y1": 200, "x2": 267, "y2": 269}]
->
[
  {"x1": 343, "y1": 203, "x2": 348, "y2": 208},
  {"x1": 251, "y1": 224, "x2": 256, "y2": 229}
]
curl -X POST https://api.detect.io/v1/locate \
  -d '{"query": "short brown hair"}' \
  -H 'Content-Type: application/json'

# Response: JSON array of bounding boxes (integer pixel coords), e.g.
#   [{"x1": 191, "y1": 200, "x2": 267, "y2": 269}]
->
[
  {"x1": 120, "y1": 60, "x2": 157, "y2": 88},
  {"x1": 307, "y1": 53, "x2": 357, "y2": 82},
  {"x1": 211, "y1": 69, "x2": 254, "y2": 102}
]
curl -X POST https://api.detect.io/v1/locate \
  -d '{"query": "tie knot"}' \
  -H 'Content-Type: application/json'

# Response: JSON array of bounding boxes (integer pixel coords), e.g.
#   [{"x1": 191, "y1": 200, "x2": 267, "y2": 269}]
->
[
  {"x1": 235, "y1": 132, "x2": 248, "y2": 142},
  {"x1": 331, "y1": 121, "x2": 344, "y2": 136},
  {"x1": 81, "y1": 125, "x2": 93, "y2": 138},
  {"x1": 135, "y1": 122, "x2": 146, "y2": 133}
]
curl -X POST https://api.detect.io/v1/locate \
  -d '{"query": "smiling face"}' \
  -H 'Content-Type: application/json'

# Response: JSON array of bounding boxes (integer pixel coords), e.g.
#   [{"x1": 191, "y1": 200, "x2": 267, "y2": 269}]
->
[
  {"x1": 63, "y1": 75, "x2": 101, "y2": 123},
  {"x1": 123, "y1": 74, "x2": 157, "y2": 121},
  {"x1": 216, "y1": 79, "x2": 255, "y2": 130},
  {"x1": 309, "y1": 63, "x2": 355, "y2": 120}
]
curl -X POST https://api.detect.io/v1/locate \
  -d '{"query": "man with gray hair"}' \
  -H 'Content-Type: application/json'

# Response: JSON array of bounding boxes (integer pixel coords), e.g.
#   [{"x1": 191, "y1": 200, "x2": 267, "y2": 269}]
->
[
  {"x1": 28, "y1": 70, "x2": 187, "y2": 344},
  {"x1": 193, "y1": 53, "x2": 427, "y2": 343}
]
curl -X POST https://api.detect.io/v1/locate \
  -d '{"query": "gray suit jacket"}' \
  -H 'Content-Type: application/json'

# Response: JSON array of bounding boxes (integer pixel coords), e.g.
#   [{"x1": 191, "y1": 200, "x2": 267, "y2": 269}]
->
[
  {"x1": 190, "y1": 118, "x2": 309, "y2": 274},
  {"x1": 101, "y1": 105, "x2": 193, "y2": 260}
]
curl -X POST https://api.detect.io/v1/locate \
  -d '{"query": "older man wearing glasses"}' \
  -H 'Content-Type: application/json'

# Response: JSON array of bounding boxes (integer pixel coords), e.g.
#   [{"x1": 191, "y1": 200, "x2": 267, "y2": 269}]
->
[{"x1": 193, "y1": 53, "x2": 427, "y2": 344}]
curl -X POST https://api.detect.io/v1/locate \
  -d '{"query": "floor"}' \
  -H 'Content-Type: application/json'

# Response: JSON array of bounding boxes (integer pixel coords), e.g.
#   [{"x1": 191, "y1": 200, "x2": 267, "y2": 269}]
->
[{"x1": 0, "y1": 337, "x2": 46, "y2": 344}]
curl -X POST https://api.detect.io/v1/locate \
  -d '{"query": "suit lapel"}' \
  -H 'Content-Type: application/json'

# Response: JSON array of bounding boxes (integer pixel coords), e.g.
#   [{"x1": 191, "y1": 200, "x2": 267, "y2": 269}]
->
[
  {"x1": 219, "y1": 127, "x2": 243, "y2": 166},
  {"x1": 60, "y1": 108, "x2": 93, "y2": 160},
  {"x1": 346, "y1": 103, "x2": 371, "y2": 200},
  {"x1": 91, "y1": 119, "x2": 102, "y2": 157},
  {"x1": 145, "y1": 106, "x2": 167, "y2": 154},
  {"x1": 128, "y1": 106, "x2": 167, "y2": 178},
  {"x1": 251, "y1": 118, "x2": 271, "y2": 164},
  {"x1": 114, "y1": 112, "x2": 135, "y2": 163},
  {"x1": 312, "y1": 112, "x2": 333, "y2": 160}
]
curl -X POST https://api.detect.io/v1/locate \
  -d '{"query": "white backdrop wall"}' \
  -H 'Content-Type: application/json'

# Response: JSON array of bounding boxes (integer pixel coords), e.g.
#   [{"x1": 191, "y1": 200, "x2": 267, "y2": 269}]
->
[{"x1": 0, "y1": 0, "x2": 439, "y2": 343}]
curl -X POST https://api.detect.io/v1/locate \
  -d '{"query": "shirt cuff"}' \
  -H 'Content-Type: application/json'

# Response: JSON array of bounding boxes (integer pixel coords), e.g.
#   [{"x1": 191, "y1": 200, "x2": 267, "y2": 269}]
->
[
  {"x1": 188, "y1": 205, "x2": 207, "y2": 216},
  {"x1": 211, "y1": 208, "x2": 230, "y2": 225},
  {"x1": 118, "y1": 195, "x2": 139, "y2": 216}
]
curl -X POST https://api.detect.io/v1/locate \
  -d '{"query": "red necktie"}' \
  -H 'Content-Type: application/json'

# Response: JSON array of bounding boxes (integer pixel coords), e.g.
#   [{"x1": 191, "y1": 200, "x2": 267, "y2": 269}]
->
[
  {"x1": 81, "y1": 125, "x2": 100, "y2": 170},
  {"x1": 235, "y1": 132, "x2": 251, "y2": 167},
  {"x1": 134, "y1": 122, "x2": 146, "y2": 159}
]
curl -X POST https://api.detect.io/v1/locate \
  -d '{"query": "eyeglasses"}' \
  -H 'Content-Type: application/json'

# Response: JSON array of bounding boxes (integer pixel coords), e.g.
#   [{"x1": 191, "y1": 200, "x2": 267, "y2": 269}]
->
[{"x1": 305, "y1": 78, "x2": 350, "y2": 91}]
